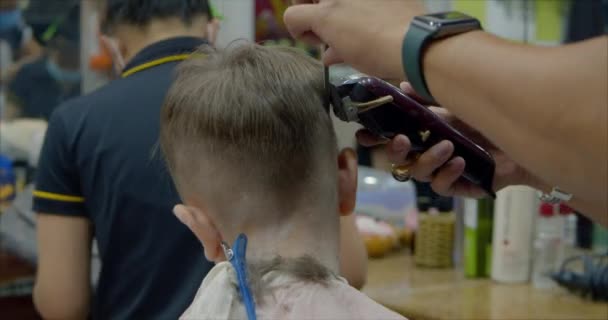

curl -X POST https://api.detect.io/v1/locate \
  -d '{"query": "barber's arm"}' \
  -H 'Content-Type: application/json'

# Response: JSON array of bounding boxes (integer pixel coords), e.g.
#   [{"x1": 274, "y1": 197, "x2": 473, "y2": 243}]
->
[
  {"x1": 32, "y1": 110, "x2": 93, "y2": 318},
  {"x1": 284, "y1": 0, "x2": 607, "y2": 222},
  {"x1": 34, "y1": 215, "x2": 92, "y2": 320},
  {"x1": 422, "y1": 33, "x2": 607, "y2": 219}
]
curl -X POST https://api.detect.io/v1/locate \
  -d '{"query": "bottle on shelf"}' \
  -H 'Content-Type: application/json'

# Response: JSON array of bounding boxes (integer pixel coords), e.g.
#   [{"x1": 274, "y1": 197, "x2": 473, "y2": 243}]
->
[
  {"x1": 592, "y1": 223, "x2": 608, "y2": 254},
  {"x1": 556, "y1": 204, "x2": 576, "y2": 268},
  {"x1": 464, "y1": 197, "x2": 494, "y2": 278},
  {"x1": 491, "y1": 186, "x2": 538, "y2": 283},
  {"x1": 532, "y1": 202, "x2": 564, "y2": 289}
]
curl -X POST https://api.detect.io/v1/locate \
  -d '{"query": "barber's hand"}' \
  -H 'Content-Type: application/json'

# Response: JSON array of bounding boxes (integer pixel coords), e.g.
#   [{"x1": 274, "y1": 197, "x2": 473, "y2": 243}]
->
[
  {"x1": 357, "y1": 83, "x2": 544, "y2": 198},
  {"x1": 284, "y1": 0, "x2": 425, "y2": 80}
]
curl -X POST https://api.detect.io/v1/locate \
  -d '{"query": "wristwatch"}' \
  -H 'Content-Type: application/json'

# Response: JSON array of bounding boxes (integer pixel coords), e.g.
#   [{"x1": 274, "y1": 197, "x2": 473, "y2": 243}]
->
[{"x1": 402, "y1": 12, "x2": 482, "y2": 103}]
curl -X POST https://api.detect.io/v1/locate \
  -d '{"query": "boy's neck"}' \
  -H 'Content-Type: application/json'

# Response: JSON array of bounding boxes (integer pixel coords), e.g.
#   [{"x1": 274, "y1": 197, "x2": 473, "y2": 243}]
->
[{"x1": 222, "y1": 210, "x2": 340, "y2": 274}]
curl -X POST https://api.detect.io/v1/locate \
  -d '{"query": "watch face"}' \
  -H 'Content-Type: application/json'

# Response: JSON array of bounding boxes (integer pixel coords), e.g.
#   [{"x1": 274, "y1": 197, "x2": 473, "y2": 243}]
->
[
  {"x1": 426, "y1": 12, "x2": 475, "y2": 21},
  {"x1": 414, "y1": 11, "x2": 481, "y2": 36}
]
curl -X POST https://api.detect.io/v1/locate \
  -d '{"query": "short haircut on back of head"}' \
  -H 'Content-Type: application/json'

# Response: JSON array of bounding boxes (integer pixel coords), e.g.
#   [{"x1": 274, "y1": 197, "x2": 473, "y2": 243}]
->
[
  {"x1": 160, "y1": 43, "x2": 338, "y2": 210},
  {"x1": 103, "y1": 0, "x2": 212, "y2": 32}
]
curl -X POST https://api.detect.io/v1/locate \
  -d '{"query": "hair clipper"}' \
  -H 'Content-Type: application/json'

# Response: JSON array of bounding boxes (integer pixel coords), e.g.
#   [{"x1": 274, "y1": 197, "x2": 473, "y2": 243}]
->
[{"x1": 327, "y1": 74, "x2": 496, "y2": 197}]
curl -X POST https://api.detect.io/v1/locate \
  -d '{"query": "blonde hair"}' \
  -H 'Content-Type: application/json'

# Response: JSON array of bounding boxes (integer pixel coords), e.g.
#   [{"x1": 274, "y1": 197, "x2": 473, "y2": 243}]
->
[{"x1": 160, "y1": 43, "x2": 338, "y2": 213}]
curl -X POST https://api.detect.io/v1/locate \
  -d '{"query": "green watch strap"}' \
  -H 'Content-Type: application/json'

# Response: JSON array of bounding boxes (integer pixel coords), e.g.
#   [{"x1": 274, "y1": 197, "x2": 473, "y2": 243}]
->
[{"x1": 402, "y1": 26, "x2": 435, "y2": 103}]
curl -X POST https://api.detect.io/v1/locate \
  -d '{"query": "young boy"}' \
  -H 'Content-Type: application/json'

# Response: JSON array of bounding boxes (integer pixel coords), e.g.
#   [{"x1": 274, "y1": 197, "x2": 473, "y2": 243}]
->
[{"x1": 160, "y1": 43, "x2": 405, "y2": 319}]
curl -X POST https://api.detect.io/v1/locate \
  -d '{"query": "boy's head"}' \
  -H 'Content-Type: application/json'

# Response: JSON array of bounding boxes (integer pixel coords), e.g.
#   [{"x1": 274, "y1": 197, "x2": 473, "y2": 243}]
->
[{"x1": 160, "y1": 44, "x2": 357, "y2": 262}]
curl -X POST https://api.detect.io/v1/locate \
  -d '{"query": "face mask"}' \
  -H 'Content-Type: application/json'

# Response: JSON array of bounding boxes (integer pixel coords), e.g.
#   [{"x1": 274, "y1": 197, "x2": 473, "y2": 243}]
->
[
  {"x1": 46, "y1": 59, "x2": 81, "y2": 84},
  {"x1": 0, "y1": 9, "x2": 22, "y2": 31},
  {"x1": 100, "y1": 35, "x2": 125, "y2": 76}
]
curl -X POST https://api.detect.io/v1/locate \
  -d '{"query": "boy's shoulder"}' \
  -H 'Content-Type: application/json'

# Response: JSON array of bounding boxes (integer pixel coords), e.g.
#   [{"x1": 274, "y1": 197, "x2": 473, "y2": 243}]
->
[
  {"x1": 181, "y1": 262, "x2": 406, "y2": 320},
  {"x1": 263, "y1": 275, "x2": 406, "y2": 320}
]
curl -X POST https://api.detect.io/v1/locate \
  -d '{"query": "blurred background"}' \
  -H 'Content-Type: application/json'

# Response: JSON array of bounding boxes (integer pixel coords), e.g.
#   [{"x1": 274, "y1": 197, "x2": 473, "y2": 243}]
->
[{"x1": 0, "y1": 0, "x2": 607, "y2": 319}]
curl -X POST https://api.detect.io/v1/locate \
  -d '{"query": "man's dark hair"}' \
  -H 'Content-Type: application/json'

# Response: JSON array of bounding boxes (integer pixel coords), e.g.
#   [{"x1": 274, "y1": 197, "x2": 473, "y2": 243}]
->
[{"x1": 103, "y1": 0, "x2": 212, "y2": 32}]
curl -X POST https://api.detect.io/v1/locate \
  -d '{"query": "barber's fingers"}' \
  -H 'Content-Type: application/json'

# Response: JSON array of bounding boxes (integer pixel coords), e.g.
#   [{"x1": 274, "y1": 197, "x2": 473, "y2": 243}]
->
[
  {"x1": 300, "y1": 31, "x2": 323, "y2": 46},
  {"x1": 408, "y1": 140, "x2": 454, "y2": 182},
  {"x1": 290, "y1": 0, "x2": 314, "y2": 4},
  {"x1": 284, "y1": 4, "x2": 323, "y2": 44},
  {"x1": 285, "y1": 3, "x2": 344, "y2": 61},
  {"x1": 400, "y1": 82, "x2": 421, "y2": 100},
  {"x1": 429, "y1": 157, "x2": 466, "y2": 196},
  {"x1": 357, "y1": 132, "x2": 418, "y2": 167},
  {"x1": 400, "y1": 82, "x2": 413, "y2": 93},
  {"x1": 356, "y1": 129, "x2": 389, "y2": 147},
  {"x1": 386, "y1": 135, "x2": 413, "y2": 165},
  {"x1": 400, "y1": 83, "x2": 453, "y2": 125},
  {"x1": 399, "y1": 82, "x2": 454, "y2": 122},
  {"x1": 426, "y1": 157, "x2": 488, "y2": 198},
  {"x1": 289, "y1": 0, "x2": 329, "y2": 6},
  {"x1": 428, "y1": 106, "x2": 452, "y2": 120},
  {"x1": 323, "y1": 46, "x2": 344, "y2": 65},
  {"x1": 400, "y1": 82, "x2": 440, "y2": 106}
]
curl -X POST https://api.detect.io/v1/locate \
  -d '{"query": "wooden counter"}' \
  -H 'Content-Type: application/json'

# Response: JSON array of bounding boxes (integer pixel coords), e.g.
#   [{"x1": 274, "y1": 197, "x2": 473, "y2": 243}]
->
[{"x1": 363, "y1": 251, "x2": 608, "y2": 320}]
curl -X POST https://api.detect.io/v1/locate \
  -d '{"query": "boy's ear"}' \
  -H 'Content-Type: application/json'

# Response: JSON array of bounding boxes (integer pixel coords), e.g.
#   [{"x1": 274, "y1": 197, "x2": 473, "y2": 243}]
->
[
  {"x1": 337, "y1": 148, "x2": 358, "y2": 216},
  {"x1": 173, "y1": 204, "x2": 226, "y2": 263}
]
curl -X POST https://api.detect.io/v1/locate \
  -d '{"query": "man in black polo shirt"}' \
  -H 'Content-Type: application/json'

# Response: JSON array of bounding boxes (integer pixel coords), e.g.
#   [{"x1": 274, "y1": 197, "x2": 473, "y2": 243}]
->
[
  {"x1": 32, "y1": 1, "x2": 218, "y2": 319},
  {"x1": 7, "y1": 32, "x2": 81, "y2": 120}
]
